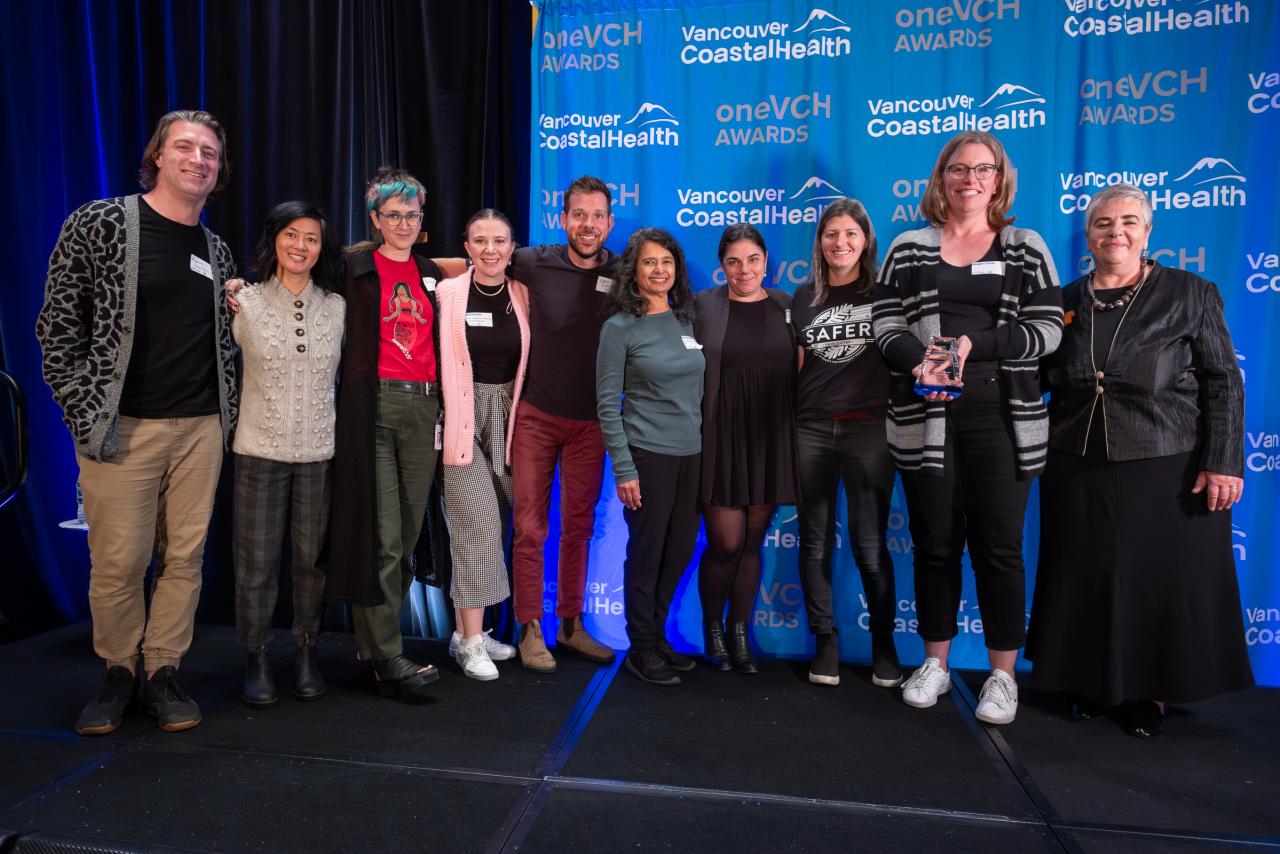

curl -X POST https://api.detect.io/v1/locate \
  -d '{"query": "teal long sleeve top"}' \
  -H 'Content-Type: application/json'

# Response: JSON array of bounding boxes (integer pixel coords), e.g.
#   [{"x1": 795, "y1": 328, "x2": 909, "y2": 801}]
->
[{"x1": 595, "y1": 310, "x2": 705, "y2": 483}]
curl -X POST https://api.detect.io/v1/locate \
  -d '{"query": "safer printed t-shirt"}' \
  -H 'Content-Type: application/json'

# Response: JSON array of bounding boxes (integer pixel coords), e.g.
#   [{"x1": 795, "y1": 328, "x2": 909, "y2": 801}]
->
[
  {"x1": 374, "y1": 251, "x2": 437, "y2": 382},
  {"x1": 791, "y1": 280, "x2": 889, "y2": 420}
]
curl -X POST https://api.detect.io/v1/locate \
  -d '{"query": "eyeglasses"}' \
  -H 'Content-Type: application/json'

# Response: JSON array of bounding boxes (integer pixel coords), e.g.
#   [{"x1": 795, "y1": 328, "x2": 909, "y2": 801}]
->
[
  {"x1": 944, "y1": 163, "x2": 998, "y2": 180},
  {"x1": 377, "y1": 210, "x2": 423, "y2": 226}
]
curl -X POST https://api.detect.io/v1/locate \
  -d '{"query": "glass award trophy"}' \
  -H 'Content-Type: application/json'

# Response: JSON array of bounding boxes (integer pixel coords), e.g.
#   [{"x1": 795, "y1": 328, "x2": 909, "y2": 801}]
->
[{"x1": 914, "y1": 336, "x2": 963, "y2": 399}]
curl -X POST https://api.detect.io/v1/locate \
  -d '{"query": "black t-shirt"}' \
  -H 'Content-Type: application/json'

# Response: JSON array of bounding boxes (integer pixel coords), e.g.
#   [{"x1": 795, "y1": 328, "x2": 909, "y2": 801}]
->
[
  {"x1": 937, "y1": 238, "x2": 1003, "y2": 382},
  {"x1": 724, "y1": 298, "x2": 791, "y2": 370},
  {"x1": 465, "y1": 279, "x2": 521, "y2": 384},
  {"x1": 792, "y1": 280, "x2": 889, "y2": 420},
  {"x1": 511, "y1": 243, "x2": 619, "y2": 421},
  {"x1": 118, "y1": 197, "x2": 220, "y2": 418},
  {"x1": 1090, "y1": 284, "x2": 1138, "y2": 370}
]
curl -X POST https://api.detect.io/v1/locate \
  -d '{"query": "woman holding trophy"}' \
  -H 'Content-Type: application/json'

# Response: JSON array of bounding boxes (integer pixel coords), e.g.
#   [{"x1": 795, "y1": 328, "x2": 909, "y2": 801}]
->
[{"x1": 872, "y1": 131, "x2": 1063, "y2": 725}]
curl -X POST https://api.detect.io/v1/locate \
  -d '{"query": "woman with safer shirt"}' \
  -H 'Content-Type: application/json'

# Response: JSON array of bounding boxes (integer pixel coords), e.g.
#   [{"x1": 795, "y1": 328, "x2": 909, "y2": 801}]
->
[
  {"x1": 326, "y1": 168, "x2": 445, "y2": 700},
  {"x1": 596, "y1": 228, "x2": 704, "y2": 687}
]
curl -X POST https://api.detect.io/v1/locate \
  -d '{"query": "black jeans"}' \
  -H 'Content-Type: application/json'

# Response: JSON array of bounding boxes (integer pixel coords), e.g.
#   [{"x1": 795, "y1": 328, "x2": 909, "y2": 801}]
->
[
  {"x1": 622, "y1": 447, "x2": 701, "y2": 652},
  {"x1": 795, "y1": 416, "x2": 897, "y2": 636},
  {"x1": 901, "y1": 377, "x2": 1031, "y2": 651}
]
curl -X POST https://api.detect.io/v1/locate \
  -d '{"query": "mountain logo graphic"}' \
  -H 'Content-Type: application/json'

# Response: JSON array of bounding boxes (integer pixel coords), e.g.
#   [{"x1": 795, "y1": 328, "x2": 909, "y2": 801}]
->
[
  {"x1": 795, "y1": 8, "x2": 852, "y2": 33},
  {"x1": 790, "y1": 176, "x2": 845, "y2": 202},
  {"x1": 1174, "y1": 157, "x2": 1246, "y2": 185},
  {"x1": 625, "y1": 102, "x2": 680, "y2": 126},
  {"x1": 978, "y1": 83, "x2": 1046, "y2": 110}
]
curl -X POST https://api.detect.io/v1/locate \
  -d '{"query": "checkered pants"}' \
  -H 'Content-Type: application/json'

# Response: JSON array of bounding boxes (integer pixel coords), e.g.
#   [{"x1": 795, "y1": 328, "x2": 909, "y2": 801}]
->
[
  {"x1": 443, "y1": 382, "x2": 514, "y2": 608},
  {"x1": 233, "y1": 454, "x2": 331, "y2": 648}
]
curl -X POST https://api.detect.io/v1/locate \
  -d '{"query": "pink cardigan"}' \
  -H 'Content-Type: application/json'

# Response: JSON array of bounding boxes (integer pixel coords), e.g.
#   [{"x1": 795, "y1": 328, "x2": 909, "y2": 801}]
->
[{"x1": 437, "y1": 271, "x2": 530, "y2": 467}]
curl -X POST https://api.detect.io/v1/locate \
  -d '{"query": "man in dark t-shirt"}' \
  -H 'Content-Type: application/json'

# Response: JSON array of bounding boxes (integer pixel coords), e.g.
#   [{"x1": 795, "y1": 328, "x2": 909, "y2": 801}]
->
[
  {"x1": 509, "y1": 176, "x2": 619, "y2": 672},
  {"x1": 37, "y1": 110, "x2": 239, "y2": 736}
]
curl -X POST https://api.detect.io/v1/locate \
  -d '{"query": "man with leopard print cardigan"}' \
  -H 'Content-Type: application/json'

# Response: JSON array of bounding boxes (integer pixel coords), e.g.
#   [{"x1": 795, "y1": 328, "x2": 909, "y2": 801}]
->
[{"x1": 35, "y1": 110, "x2": 238, "y2": 737}]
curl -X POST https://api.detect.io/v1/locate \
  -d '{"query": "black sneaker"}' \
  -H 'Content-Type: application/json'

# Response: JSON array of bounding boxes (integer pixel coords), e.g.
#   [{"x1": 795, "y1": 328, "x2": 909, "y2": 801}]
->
[
  {"x1": 808, "y1": 631, "x2": 839, "y2": 686},
  {"x1": 656, "y1": 637, "x2": 696, "y2": 672},
  {"x1": 871, "y1": 633, "x2": 903, "y2": 688},
  {"x1": 75, "y1": 666, "x2": 138, "y2": 736},
  {"x1": 625, "y1": 649, "x2": 681, "y2": 686},
  {"x1": 144, "y1": 666, "x2": 202, "y2": 732}
]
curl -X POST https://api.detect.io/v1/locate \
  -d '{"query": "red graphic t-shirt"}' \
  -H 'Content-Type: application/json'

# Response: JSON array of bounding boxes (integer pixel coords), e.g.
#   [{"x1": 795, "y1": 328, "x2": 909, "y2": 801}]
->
[{"x1": 374, "y1": 251, "x2": 437, "y2": 382}]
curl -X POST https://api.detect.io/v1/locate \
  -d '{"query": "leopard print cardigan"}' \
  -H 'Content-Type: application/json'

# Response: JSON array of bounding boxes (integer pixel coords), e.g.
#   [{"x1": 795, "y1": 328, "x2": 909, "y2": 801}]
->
[{"x1": 35, "y1": 194, "x2": 238, "y2": 460}]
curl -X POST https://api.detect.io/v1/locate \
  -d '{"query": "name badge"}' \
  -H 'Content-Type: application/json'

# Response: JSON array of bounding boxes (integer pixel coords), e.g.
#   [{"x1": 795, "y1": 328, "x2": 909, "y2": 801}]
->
[
  {"x1": 681, "y1": 335, "x2": 703, "y2": 350},
  {"x1": 971, "y1": 261, "x2": 1004, "y2": 276},
  {"x1": 422, "y1": 276, "x2": 437, "y2": 292},
  {"x1": 595, "y1": 276, "x2": 614, "y2": 293},
  {"x1": 466, "y1": 312, "x2": 494, "y2": 327},
  {"x1": 190, "y1": 255, "x2": 213, "y2": 280}
]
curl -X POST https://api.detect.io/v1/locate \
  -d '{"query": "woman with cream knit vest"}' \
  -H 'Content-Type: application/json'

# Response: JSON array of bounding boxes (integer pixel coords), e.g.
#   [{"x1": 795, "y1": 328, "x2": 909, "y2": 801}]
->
[{"x1": 231, "y1": 201, "x2": 345, "y2": 708}]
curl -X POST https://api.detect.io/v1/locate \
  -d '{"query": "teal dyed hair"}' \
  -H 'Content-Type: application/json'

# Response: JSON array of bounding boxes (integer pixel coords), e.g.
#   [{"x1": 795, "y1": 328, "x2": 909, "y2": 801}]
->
[{"x1": 364, "y1": 167, "x2": 427, "y2": 213}]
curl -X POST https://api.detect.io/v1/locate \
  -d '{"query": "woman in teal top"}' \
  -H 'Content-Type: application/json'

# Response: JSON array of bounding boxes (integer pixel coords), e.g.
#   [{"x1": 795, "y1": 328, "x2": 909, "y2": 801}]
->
[{"x1": 597, "y1": 227, "x2": 705, "y2": 687}]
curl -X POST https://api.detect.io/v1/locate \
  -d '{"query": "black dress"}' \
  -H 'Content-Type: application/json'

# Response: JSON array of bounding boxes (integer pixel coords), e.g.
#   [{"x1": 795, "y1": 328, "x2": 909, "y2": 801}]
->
[
  {"x1": 1025, "y1": 279, "x2": 1254, "y2": 705},
  {"x1": 707, "y1": 298, "x2": 798, "y2": 507}
]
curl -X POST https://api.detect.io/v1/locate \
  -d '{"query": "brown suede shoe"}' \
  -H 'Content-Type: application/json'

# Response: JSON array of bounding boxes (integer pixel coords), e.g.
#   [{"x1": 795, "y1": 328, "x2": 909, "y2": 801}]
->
[
  {"x1": 519, "y1": 619, "x2": 557, "y2": 674},
  {"x1": 556, "y1": 614, "x2": 616, "y2": 664}
]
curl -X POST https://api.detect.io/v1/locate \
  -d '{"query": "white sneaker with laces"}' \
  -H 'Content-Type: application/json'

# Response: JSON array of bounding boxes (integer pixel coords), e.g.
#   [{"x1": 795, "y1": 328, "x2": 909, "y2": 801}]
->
[
  {"x1": 974, "y1": 669, "x2": 1018, "y2": 725},
  {"x1": 456, "y1": 635, "x2": 499, "y2": 681},
  {"x1": 901, "y1": 657, "x2": 951, "y2": 708},
  {"x1": 449, "y1": 630, "x2": 517, "y2": 661}
]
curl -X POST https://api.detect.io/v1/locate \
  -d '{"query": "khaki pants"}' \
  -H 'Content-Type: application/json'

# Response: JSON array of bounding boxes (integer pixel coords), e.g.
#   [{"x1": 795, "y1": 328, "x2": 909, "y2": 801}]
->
[{"x1": 78, "y1": 415, "x2": 224, "y2": 673}]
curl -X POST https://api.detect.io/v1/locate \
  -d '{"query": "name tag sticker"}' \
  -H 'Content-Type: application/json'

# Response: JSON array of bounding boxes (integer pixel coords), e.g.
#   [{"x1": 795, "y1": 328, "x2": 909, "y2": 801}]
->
[
  {"x1": 971, "y1": 261, "x2": 1004, "y2": 276},
  {"x1": 465, "y1": 312, "x2": 494, "y2": 327},
  {"x1": 682, "y1": 335, "x2": 703, "y2": 350},
  {"x1": 190, "y1": 255, "x2": 213, "y2": 279},
  {"x1": 422, "y1": 276, "x2": 437, "y2": 292},
  {"x1": 595, "y1": 276, "x2": 614, "y2": 293}
]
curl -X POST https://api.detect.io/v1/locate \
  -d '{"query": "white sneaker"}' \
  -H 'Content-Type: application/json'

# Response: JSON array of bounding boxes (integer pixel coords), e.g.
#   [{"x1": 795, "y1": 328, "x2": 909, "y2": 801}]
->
[
  {"x1": 901, "y1": 658, "x2": 951, "y2": 708},
  {"x1": 449, "y1": 630, "x2": 517, "y2": 661},
  {"x1": 455, "y1": 635, "x2": 499, "y2": 681},
  {"x1": 975, "y1": 669, "x2": 1018, "y2": 725}
]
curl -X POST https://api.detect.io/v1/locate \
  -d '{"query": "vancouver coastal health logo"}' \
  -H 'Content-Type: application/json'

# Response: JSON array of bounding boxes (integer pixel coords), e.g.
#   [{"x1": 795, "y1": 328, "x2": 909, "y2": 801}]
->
[
  {"x1": 679, "y1": 7, "x2": 852, "y2": 66},
  {"x1": 537, "y1": 102, "x2": 679, "y2": 150},
  {"x1": 674, "y1": 175, "x2": 846, "y2": 228},
  {"x1": 1058, "y1": 155, "x2": 1247, "y2": 214},
  {"x1": 865, "y1": 81, "x2": 1046, "y2": 137}
]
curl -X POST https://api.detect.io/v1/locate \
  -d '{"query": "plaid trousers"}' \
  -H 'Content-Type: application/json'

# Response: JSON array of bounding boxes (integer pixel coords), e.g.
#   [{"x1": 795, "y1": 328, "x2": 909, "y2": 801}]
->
[{"x1": 233, "y1": 453, "x2": 331, "y2": 648}]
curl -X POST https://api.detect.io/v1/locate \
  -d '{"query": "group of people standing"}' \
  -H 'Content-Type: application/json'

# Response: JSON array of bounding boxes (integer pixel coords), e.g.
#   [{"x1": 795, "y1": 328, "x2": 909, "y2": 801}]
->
[{"x1": 37, "y1": 110, "x2": 1252, "y2": 743}]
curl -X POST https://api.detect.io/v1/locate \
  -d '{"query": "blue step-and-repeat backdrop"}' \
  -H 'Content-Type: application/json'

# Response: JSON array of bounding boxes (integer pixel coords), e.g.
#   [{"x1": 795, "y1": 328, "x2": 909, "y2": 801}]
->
[{"x1": 526, "y1": 0, "x2": 1280, "y2": 684}]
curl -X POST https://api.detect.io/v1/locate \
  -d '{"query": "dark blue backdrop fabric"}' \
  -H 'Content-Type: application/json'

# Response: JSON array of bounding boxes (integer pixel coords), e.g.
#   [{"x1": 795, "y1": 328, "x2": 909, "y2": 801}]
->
[{"x1": 0, "y1": 0, "x2": 529, "y2": 630}]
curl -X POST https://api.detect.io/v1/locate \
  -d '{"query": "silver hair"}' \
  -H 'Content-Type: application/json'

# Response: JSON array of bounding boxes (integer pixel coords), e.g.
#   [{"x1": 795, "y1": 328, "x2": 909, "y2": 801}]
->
[{"x1": 1086, "y1": 183, "x2": 1153, "y2": 231}]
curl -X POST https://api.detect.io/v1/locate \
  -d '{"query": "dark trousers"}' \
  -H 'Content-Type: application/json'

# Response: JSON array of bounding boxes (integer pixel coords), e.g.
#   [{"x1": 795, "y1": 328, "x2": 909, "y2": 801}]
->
[
  {"x1": 622, "y1": 447, "x2": 701, "y2": 651},
  {"x1": 353, "y1": 388, "x2": 440, "y2": 659},
  {"x1": 901, "y1": 378, "x2": 1031, "y2": 651},
  {"x1": 795, "y1": 416, "x2": 897, "y2": 636},
  {"x1": 511, "y1": 400, "x2": 605, "y2": 625},
  {"x1": 233, "y1": 454, "x2": 331, "y2": 649}
]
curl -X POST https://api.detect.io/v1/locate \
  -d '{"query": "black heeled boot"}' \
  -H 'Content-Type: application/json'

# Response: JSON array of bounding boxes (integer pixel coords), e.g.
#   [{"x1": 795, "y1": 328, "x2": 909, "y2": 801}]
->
[
  {"x1": 242, "y1": 647, "x2": 277, "y2": 708},
  {"x1": 703, "y1": 620, "x2": 732, "y2": 672},
  {"x1": 728, "y1": 621, "x2": 758, "y2": 675},
  {"x1": 870, "y1": 633, "x2": 903, "y2": 688},
  {"x1": 294, "y1": 634, "x2": 327, "y2": 701}
]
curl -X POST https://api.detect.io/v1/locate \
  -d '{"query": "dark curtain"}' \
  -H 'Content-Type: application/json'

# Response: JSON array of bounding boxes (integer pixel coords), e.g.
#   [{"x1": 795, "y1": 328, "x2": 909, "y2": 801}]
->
[{"x1": 0, "y1": 0, "x2": 532, "y2": 632}]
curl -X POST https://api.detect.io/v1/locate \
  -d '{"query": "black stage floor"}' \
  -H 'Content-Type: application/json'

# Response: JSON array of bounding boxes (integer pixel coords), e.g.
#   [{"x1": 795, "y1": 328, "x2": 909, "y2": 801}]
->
[{"x1": 1, "y1": 623, "x2": 1277, "y2": 853}]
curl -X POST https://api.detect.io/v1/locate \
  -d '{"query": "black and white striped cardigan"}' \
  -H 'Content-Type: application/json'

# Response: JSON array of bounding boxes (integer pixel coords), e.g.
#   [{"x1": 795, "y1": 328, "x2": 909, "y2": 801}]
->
[{"x1": 872, "y1": 225, "x2": 1063, "y2": 479}]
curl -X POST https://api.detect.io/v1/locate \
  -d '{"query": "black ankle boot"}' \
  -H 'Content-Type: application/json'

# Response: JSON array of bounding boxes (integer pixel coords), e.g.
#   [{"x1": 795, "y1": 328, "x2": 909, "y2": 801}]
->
[
  {"x1": 809, "y1": 630, "x2": 839, "y2": 686},
  {"x1": 871, "y1": 633, "x2": 903, "y2": 688},
  {"x1": 294, "y1": 635, "x2": 326, "y2": 701},
  {"x1": 728, "y1": 621, "x2": 758, "y2": 675},
  {"x1": 242, "y1": 648, "x2": 277, "y2": 708},
  {"x1": 703, "y1": 620, "x2": 731, "y2": 672}
]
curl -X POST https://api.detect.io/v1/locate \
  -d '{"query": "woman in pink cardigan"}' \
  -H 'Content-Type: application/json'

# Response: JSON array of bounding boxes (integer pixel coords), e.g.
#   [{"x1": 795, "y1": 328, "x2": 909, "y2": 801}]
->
[{"x1": 438, "y1": 209, "x2": 531, "y2": 680}]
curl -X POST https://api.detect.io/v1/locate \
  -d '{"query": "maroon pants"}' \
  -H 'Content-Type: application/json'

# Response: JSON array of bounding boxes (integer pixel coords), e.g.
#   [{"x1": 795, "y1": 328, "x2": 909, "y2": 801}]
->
[{"x1": 511, "y1": 400, "x2": 605, "y2": 624}]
